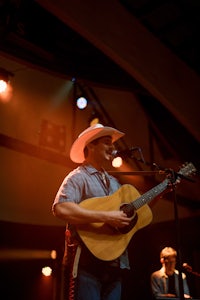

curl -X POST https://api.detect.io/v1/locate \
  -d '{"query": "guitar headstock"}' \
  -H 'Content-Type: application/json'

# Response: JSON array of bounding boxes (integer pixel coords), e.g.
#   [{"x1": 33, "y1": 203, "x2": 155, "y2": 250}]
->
[
  {"x1": 178, "y1": 162, "x2": 197, "y2": 178},
  {"x1": 172, "y1": 162, "x2": 197, "y2": 185},
  {"x1": 167, "y1": 162, "x2": 197, "y2": 186}
]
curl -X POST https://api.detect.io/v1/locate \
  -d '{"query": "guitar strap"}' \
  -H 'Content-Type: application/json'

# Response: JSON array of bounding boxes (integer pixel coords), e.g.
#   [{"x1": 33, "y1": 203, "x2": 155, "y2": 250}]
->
[
  {"x1": 62, "y1": 228, "x2": 82, "y2": 300},
  {"x1": 72, "y1": 245, "x2": 81, "y2": 278}
]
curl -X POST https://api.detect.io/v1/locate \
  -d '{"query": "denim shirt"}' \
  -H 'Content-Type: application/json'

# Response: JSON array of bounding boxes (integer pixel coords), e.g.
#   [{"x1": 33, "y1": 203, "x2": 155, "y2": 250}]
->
[{"x1": 53, "y1": 163, "x2": 130, "y2": 270}]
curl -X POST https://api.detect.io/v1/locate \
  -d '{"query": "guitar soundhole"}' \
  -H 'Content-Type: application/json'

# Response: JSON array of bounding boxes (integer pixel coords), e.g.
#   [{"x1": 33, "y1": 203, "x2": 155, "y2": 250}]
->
[{"x1": 118, "y1": 203, "x2": 138, "y2": 234}]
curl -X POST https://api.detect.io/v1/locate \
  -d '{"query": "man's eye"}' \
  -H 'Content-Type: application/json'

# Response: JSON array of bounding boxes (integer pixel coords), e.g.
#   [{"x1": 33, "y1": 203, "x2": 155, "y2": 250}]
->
[{"x1": 105, "y1": 142, "x2": 112, "y2": 145}]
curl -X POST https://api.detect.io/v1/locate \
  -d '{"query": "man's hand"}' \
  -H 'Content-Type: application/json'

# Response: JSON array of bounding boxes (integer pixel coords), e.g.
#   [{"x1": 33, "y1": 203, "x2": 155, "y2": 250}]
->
[{"x1": 105, "y1": 210, "x2": 132, "y2": 228}]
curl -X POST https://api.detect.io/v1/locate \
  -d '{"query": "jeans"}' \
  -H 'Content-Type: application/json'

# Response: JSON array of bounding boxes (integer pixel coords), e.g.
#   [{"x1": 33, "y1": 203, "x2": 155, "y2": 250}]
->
[{"x1": 76, "y1": 269, "x2": 122, "y2": 300}]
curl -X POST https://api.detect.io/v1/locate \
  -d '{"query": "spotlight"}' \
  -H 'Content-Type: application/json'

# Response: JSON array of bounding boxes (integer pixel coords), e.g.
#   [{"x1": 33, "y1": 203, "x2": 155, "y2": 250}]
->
[
  {"x1": 50, "y1": 250, "x2": 57, "y2": 260},
  {"x1": 72, "y1": 78, "x2": 89, "y2": 109},
  {"x1": 0, "y1": 79, "x2": 7, "y2": 93},
  {"x1": 42, "y1": 266, "x2": 52, "y2": 277},
  {"x1": 0, "y1": 68, "x2": 14, "y2": 93},
  {"x1": 90, "y1": 116, "x2": 99, "y2": 126},
  {"x1": 76, "y1": 96, "x2": 88, "y2": 109},
  {"x1": 112, "y1": 156, "x2": 123, "y2": 168}
]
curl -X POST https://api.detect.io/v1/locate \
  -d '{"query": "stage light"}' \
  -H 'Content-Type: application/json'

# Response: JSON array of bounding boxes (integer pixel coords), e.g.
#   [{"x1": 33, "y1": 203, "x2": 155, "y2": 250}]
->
[
  {"x1": 89, "y1": 111, "x2": 102, "y2": 126},
  {"x1": 112, "y1": 156, "x2": 123, "y2": 168},
  {"x1": 42, "y1": 266, "x2": 52, "y2": 277},
  {"x1": 90, "y1": 116, "x2": 99, "y2": 126},
  {"x1": 0, "y1": 68, "x2": 13, "y2": 93},
  {"x1": 0, "y1": 79, "x2": 7, "y2": 93},
  {"x1": 50, "y1": 250, "x2": 57, "y2": 260},
  {"x1": 0, "y1": 249, "x2": 58, "y2": 260},
  {"x1": 76, "y1": 96, "x2": 88, "y2": 109}
]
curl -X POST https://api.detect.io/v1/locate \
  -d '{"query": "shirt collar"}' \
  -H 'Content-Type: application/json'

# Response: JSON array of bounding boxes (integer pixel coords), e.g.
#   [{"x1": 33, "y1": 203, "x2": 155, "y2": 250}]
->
[
  {"x1": 160, "y1": 267, "x2": 179, "y2": 278},
  {"x1": 82, "y1": 163, "x2": 99, "y2": 175}
]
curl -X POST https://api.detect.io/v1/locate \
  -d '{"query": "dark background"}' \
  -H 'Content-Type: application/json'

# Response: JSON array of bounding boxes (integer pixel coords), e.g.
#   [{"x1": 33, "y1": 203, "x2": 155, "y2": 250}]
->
[{"x1": 1, "y1": 216, "x2": 200, "y2": 300}]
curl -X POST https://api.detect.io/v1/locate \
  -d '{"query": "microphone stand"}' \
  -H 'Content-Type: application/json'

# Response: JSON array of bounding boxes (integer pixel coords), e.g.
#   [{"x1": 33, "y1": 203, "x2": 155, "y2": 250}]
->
[
  {"x1": 171, "y1": 170, "x2": 185, "y2": 300},
  {"x1": 110, "y1": 149, "x2": 196, "y2": 300}
]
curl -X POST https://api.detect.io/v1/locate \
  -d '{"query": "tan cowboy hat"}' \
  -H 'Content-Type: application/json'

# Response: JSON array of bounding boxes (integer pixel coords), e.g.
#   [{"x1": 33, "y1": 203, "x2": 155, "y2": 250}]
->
[{"x1": 70, "y1": 123, "x2": 125, "y2": 163}]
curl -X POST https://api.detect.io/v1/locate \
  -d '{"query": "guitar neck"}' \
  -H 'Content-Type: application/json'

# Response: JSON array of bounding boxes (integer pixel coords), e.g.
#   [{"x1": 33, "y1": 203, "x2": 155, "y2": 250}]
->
[{"x1": 132, "y1": 178, "x2": 169, "y2": 210}]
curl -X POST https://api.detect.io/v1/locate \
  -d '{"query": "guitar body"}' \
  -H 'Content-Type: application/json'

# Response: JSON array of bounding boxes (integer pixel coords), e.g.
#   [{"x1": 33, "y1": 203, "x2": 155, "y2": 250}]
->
[
  {"x1": 77, "y1": 184, "x2": 153, "y2": 261},
  {"x1": 76, "y1": 162, "x2": 196, "y2": 261}
]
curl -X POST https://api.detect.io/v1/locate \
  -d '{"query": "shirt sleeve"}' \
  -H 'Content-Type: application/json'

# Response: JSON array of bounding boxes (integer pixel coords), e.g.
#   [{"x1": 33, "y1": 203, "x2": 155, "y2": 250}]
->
[
  {"x1": 52, "y1": 172, "x2": 85, "y2": 216},
  {"x1": 151, "y1": 271, "x2": 165, "y2": 298},
  {"x1": 183, "y1": 275, "x2": 190, "y2": 296}
]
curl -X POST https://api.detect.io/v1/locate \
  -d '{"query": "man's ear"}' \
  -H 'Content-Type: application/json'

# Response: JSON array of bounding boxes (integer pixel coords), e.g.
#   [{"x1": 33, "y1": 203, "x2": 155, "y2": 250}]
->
[{"x1": 160, "y1": 257, "x2": 164, "y2": 264}]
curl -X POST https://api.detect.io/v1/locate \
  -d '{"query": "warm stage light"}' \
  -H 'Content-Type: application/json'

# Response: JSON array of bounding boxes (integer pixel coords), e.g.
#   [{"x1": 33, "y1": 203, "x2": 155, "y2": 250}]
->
[
  {"x1": 0, "y1": 79, "x2": 8, "y2": 93},
  {"x1": 0, "y1": 81, "x2": 13, "y2": 103},
  {"x1": 0, "y1": 68, "x2": 13, "y2": 92},
  {"x1": 112, "y1": 156, "x2": 123, "y2": 168},
  {"x1": 0, "y1": 249, "x2": 57, "y2": 260},
  {"x1": 0, "y1": 68, "x2": 14, "y2": 102},
  {"x1": 50, "y1": 250, "x2": 57, "y2": 260},
  {"x1": 90, "y1": 117, "x2": 99, "y2": 126},
  {"x1": 42, "y1": 266, "x2": 52, "y2": 277},
  {"x1": 76, "y1": 96, "x2": 88, "y2": 109},
  {"x1": 89, "y1": 111, "x2": 102, "y2": 126}
]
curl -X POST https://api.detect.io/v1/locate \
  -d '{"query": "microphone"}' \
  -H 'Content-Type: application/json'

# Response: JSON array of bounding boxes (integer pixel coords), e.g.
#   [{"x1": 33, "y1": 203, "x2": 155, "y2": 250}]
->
[
  {"x1": 183, "y1": 263, "x2": 200, "y2": 277},
  {"x1": 112, "y1": 147, "x2": 140, "y2": 158},
  {"x1": 182, "y1": 263, "x2": 192, "y2": 272}
]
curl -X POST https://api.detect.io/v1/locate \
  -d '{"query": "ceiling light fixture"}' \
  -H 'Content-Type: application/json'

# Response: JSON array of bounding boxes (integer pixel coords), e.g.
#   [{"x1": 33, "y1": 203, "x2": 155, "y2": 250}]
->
[{"x1": 76, "y1": 95, "x2": 88, "y2": 109}]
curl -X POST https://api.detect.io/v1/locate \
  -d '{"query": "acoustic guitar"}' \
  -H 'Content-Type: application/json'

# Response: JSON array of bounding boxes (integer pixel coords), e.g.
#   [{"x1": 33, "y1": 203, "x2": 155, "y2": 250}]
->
[{"x1": 76, "y1": 162, "x2": 196, "y2": 261}]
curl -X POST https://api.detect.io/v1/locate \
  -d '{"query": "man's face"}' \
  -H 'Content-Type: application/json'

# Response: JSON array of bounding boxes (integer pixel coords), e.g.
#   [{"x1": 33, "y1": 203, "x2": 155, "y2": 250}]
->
[
  {"x1": 92, "y1": 136, "x2": 115, "y2": 163},
  {"x1": 164, "y1": 256, "x2": 176, "y2": 275}
]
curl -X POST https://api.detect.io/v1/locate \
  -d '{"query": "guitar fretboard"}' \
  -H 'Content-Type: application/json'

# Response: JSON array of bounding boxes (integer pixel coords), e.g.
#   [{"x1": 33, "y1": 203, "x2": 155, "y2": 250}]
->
[{"x1": 132, "y1": 179, "x2": 169, "y2": 210}]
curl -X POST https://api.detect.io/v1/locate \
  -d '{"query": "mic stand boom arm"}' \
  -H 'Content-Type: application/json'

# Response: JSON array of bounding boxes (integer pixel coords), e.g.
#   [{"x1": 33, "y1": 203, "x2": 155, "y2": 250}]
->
[
  {"x1": 116, "y1": 148, "x2": 197, "y2": 300},
  {"x1": 123, "y1": 148, "x2": 196, "y2": 183}
]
